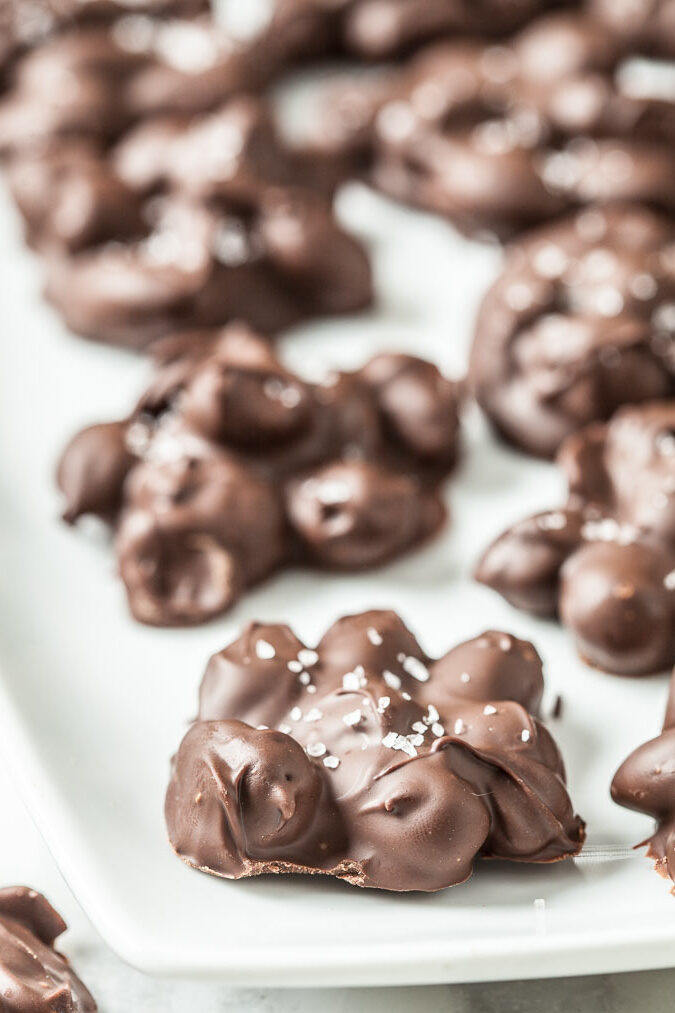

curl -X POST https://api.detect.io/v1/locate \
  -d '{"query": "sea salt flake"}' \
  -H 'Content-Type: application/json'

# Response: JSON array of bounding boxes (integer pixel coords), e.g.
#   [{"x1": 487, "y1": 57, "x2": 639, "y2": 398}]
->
[
  {"x1": 298, "y1": 649, "x2": 319, "y2": 668},
  {"x1": 402, "y1": 656, "x2": 430, "y2": 682},
  {"x1": 521, "y1": 729, "x2": 531, "y2": 743},
  {"x1": 483, "y1": 705, "x2": 497, "y2": 716},
  {"x1": 255, "y1": 639, "x2": 276, "y2": 660},
  {"x1": 304, "y1": 708, "x2": 323, "y2": 723},
  {"x1": 299, "y1": 672, "x2": 311, "y2": 685},
  {"x1": 381, "y1": 732, "x2": 417, "y2": 757},
  {"x1": 367, "y1": 627, "x2": 383, "y2": 646},
  {"x1": 287, "y1": 660, "x2": 303, "y2": 673},
  {"x1": 454, "y1": 719, "x2": 466, "y2": 735},
  {"x1": 343, "y1": 709, "x2": 362, "y2": 727},
  {"x1": 306, "y1": 742, "x2": 327, "y2": 758},
  {"x1": 412, "y1": 721, "x2": 428, "y2": 735},
  {"x1": 290, "y1": 707, "x2": 302, "y2": 722},
  {"x1": 664, "y1": 570, "x2": 675, "y2": 590},
  {"x1": 377, "y1": 696, "x2": 391, "y2": 713},
  {"x1": 431, "y1": 723, "x2": 445, "y2": 738},
  {"x1": 323, "y1": 755, "x2": 340, "y2": 769},
  {"x1": 383, "y1": 670, "x2": 402, "y2": 690}
]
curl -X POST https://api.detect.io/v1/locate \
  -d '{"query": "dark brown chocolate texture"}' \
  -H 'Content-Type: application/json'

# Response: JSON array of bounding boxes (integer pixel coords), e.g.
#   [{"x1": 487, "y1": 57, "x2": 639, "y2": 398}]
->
[
  {"x1": 263, "y1": 0, "x2": 574, "y2": 64},
  {"x1": 470, "y1": 204, "x2": 675, "y2": 458},
  {"x1": 307, "y1": 12, "x2": 675, "y2": 237},
  {"x1": 57, "y1": 325, "x2": 462, "y2": 625},
  {"x1": 166, "y1": 610, "x2": 584, "y2": 892},
  {"x1": 612, "y1": 668, "x2": 675, "y2": 891},
  {"x1": 0, "y1": 886, "x2": 97, "y2": 1011},
  {"x1": 589, "y1": 0, "x2": 675, "y2": 59},
  {"x1": 5, "y1": 94, "x2": 371, "y2": 347},
  {"x1": 477, "y1": 400, "x2": 675, "y2": 676}
]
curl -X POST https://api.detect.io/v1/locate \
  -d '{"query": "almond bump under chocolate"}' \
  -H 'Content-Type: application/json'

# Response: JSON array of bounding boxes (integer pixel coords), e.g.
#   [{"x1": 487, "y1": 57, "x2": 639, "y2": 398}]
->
[
  {"x1": 476, "y1": 400, "x2": 675, "y2": 676},
  {"x1": 166, "y1": 610, "x2": 584, "y2": 892}
]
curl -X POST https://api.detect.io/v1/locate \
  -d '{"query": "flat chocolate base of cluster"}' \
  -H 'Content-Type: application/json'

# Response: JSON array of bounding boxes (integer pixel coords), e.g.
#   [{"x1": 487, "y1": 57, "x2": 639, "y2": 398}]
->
[
  {"x1": 166, "y1": 611, "x2": 584, "y2": 892},
  {"x1": 612, "y1": 669, "x2": 675, "y2": 891},
  {"x1": 476, "y1": 400, "x2": 675, "y2": 676},
  {"x1": 0, "y1": 886, "x2": 97, "y2": 1011},
  {"x1": 57, "y1": 325, "x2": 462, "y2": 626}
]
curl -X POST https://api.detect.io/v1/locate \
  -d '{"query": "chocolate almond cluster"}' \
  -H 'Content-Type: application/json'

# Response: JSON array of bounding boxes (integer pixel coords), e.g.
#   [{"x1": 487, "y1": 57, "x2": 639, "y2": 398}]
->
[
  {"x1": 477, "y1": 400, "x2": 675, "y2": 676},
  {"x1": 612, "y1": 669, "x2": 675, "y2": 891},
  {"x1": 0, "y1": 17, "x2": 371, "y2": 348},
  {"x1": 166, "y1": 610, "x2": 584, "y2": 892},
  {"x1": 58, "y1": 325, "x2": 461, "y2": 626},
  {"x1": 306, "y1": 11, "x2": 675, "y2": 239},
  {"x1": 470, "y1": 204, "x2": 675, "y2": 458},
  {"x1": 0, "y1": 886, "x2": 96, "y2": 1011}
]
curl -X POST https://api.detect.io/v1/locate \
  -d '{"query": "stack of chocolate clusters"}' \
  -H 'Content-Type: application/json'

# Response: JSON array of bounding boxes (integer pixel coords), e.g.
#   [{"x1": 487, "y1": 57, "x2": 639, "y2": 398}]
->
[{"x1": 0, "y1": 2, "x2": 673, "y2": 945}]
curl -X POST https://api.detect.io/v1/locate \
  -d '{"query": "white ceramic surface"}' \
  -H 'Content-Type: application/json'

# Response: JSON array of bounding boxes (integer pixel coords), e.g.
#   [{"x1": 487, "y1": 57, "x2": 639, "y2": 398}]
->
[{"x1": 1, "y1": 176, "x2": 674, "y2": 986}]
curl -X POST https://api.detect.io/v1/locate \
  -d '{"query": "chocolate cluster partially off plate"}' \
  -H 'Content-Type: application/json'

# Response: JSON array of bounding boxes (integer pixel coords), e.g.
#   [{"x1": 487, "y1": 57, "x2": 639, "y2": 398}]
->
[
  {"x1": 477, "y1": 400, "x2": 675, "y2": 676},
  {"x1": 0, "y1": 886, "x2": 96, "y2": 1011},
  {"x1": 166, "y1": 610, "x2": 584, "y2": 892},
  {"x1": 612, "y1": 669, "x2": 675, "y2": 891},
  {"x1": 303, "y1": 11, "x2": 675, "y2": 239},
  {"x1": 470, "y1": 204, "x2": 675, "y2": 458},
  {"x1": 57, "y1": 325, "x2": 462, "y2": 626}
]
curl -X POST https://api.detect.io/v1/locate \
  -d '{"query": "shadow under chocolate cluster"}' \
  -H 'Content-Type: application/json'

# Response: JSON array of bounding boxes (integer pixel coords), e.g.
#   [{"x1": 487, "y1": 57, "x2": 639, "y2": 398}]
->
[
  {"x1": 166, "y1": 610, "x2": 584, "y2": 892},
  {"x1": 58, "y1": 325, "x2": 462, "y2": 626}
]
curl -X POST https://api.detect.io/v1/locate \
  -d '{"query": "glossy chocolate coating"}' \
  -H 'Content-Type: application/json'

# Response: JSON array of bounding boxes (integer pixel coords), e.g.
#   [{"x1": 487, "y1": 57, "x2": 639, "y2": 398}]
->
[
  {"x1": 4, "y1": 90, "x2": 371, "y2": 347},
  {"x1": 590, "y1": 0, "x2": 675, "y2": 58},
  {"x1": 470, "y1": 204, "x2": 675, "y2": 457},
  {"x1": 477, "y1": 401, "x2": 675, "y2": 676},
  {"x1": 612, "y1": 669, "x2": 675, "y2": 890},
  {"x1": 264, "y1": 0, "x2": 574, "y2": 64},
  {"x1": 0, "y1": 886, "x2": 97, "y2": 1011},
  {"x1": 0, "y1": 15, "x2": 277, "y2": 154},
  {"x1": 166, "y1": 610, "x2": 584, "y2": 892},
  {"x1": 57, "y1": 325, "x2": 462, "y2": 625},
  {"x1": 307, "y1": 12, "x2": 675, "y2": 237}
]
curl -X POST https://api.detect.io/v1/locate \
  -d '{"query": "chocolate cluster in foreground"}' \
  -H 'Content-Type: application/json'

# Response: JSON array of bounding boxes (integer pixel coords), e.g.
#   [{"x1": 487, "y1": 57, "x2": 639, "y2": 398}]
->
[
  {"x1": 58, "y1": 325, "x2": 461, "y2": 626},
  {"x1": 305, "y1": 11, "x2": 675, "y2": 238},
  {"x1": 166, "y1": 610, "x2": 584, "y2": 892},
  {"x1": 0, "y1": 886, "x2": 96, "y2": 1011},
  {"x1": 612, "y1": 669, "x2": 675, "y2": 892},
  {"x1": 3, "y1": 87, "x2": 371, "y2": 348},
  {"x1": 477, "y1": 401, "x2": 675, "y2": 676},
  {"x1": 470, "y1": 204, "x2": 675, "y2": 458}
]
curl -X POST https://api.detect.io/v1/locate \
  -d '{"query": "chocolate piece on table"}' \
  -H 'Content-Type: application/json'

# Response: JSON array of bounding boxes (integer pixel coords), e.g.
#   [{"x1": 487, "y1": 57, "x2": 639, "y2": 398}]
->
[
  {"x1": 264, "y1": 0, "x2": 575, "y2": 64},
  {"x1": 476, "y1": 400, "x2": 675, "y2": 676},
  {"x1": 0, "y1": 886, "x2": 97, "y2": 1011},
  {"x1": 41, "y1": 183, "x2": 372, "y2": 349},
  {"x1": 589, "y1": 0, "x2": 675, "y2": 58},
  {"x1": 166, "y1": 610, "x2": 584, "y2": 892},
  {"x1": 612, "y1": 668, "x2": 675, "y2": 891},
  {"x1": 470, "y1": 204, "x2": 675, "y2": 458},
  {"x1": 309, "y1": 12, "x2": 675, "y2": 236},
  {"x1": 0, "y1": 15, "x2": 278, "y2": 157},
  {"x1": 57, "y1": 325, "x2": 462, "y2": 626}
]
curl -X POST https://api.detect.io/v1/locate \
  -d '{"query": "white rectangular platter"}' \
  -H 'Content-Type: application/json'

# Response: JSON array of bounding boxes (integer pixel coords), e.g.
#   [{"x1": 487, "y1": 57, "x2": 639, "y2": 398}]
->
[{"x1": 1, "y1": 176, "x2": 674, "y2": 986}]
